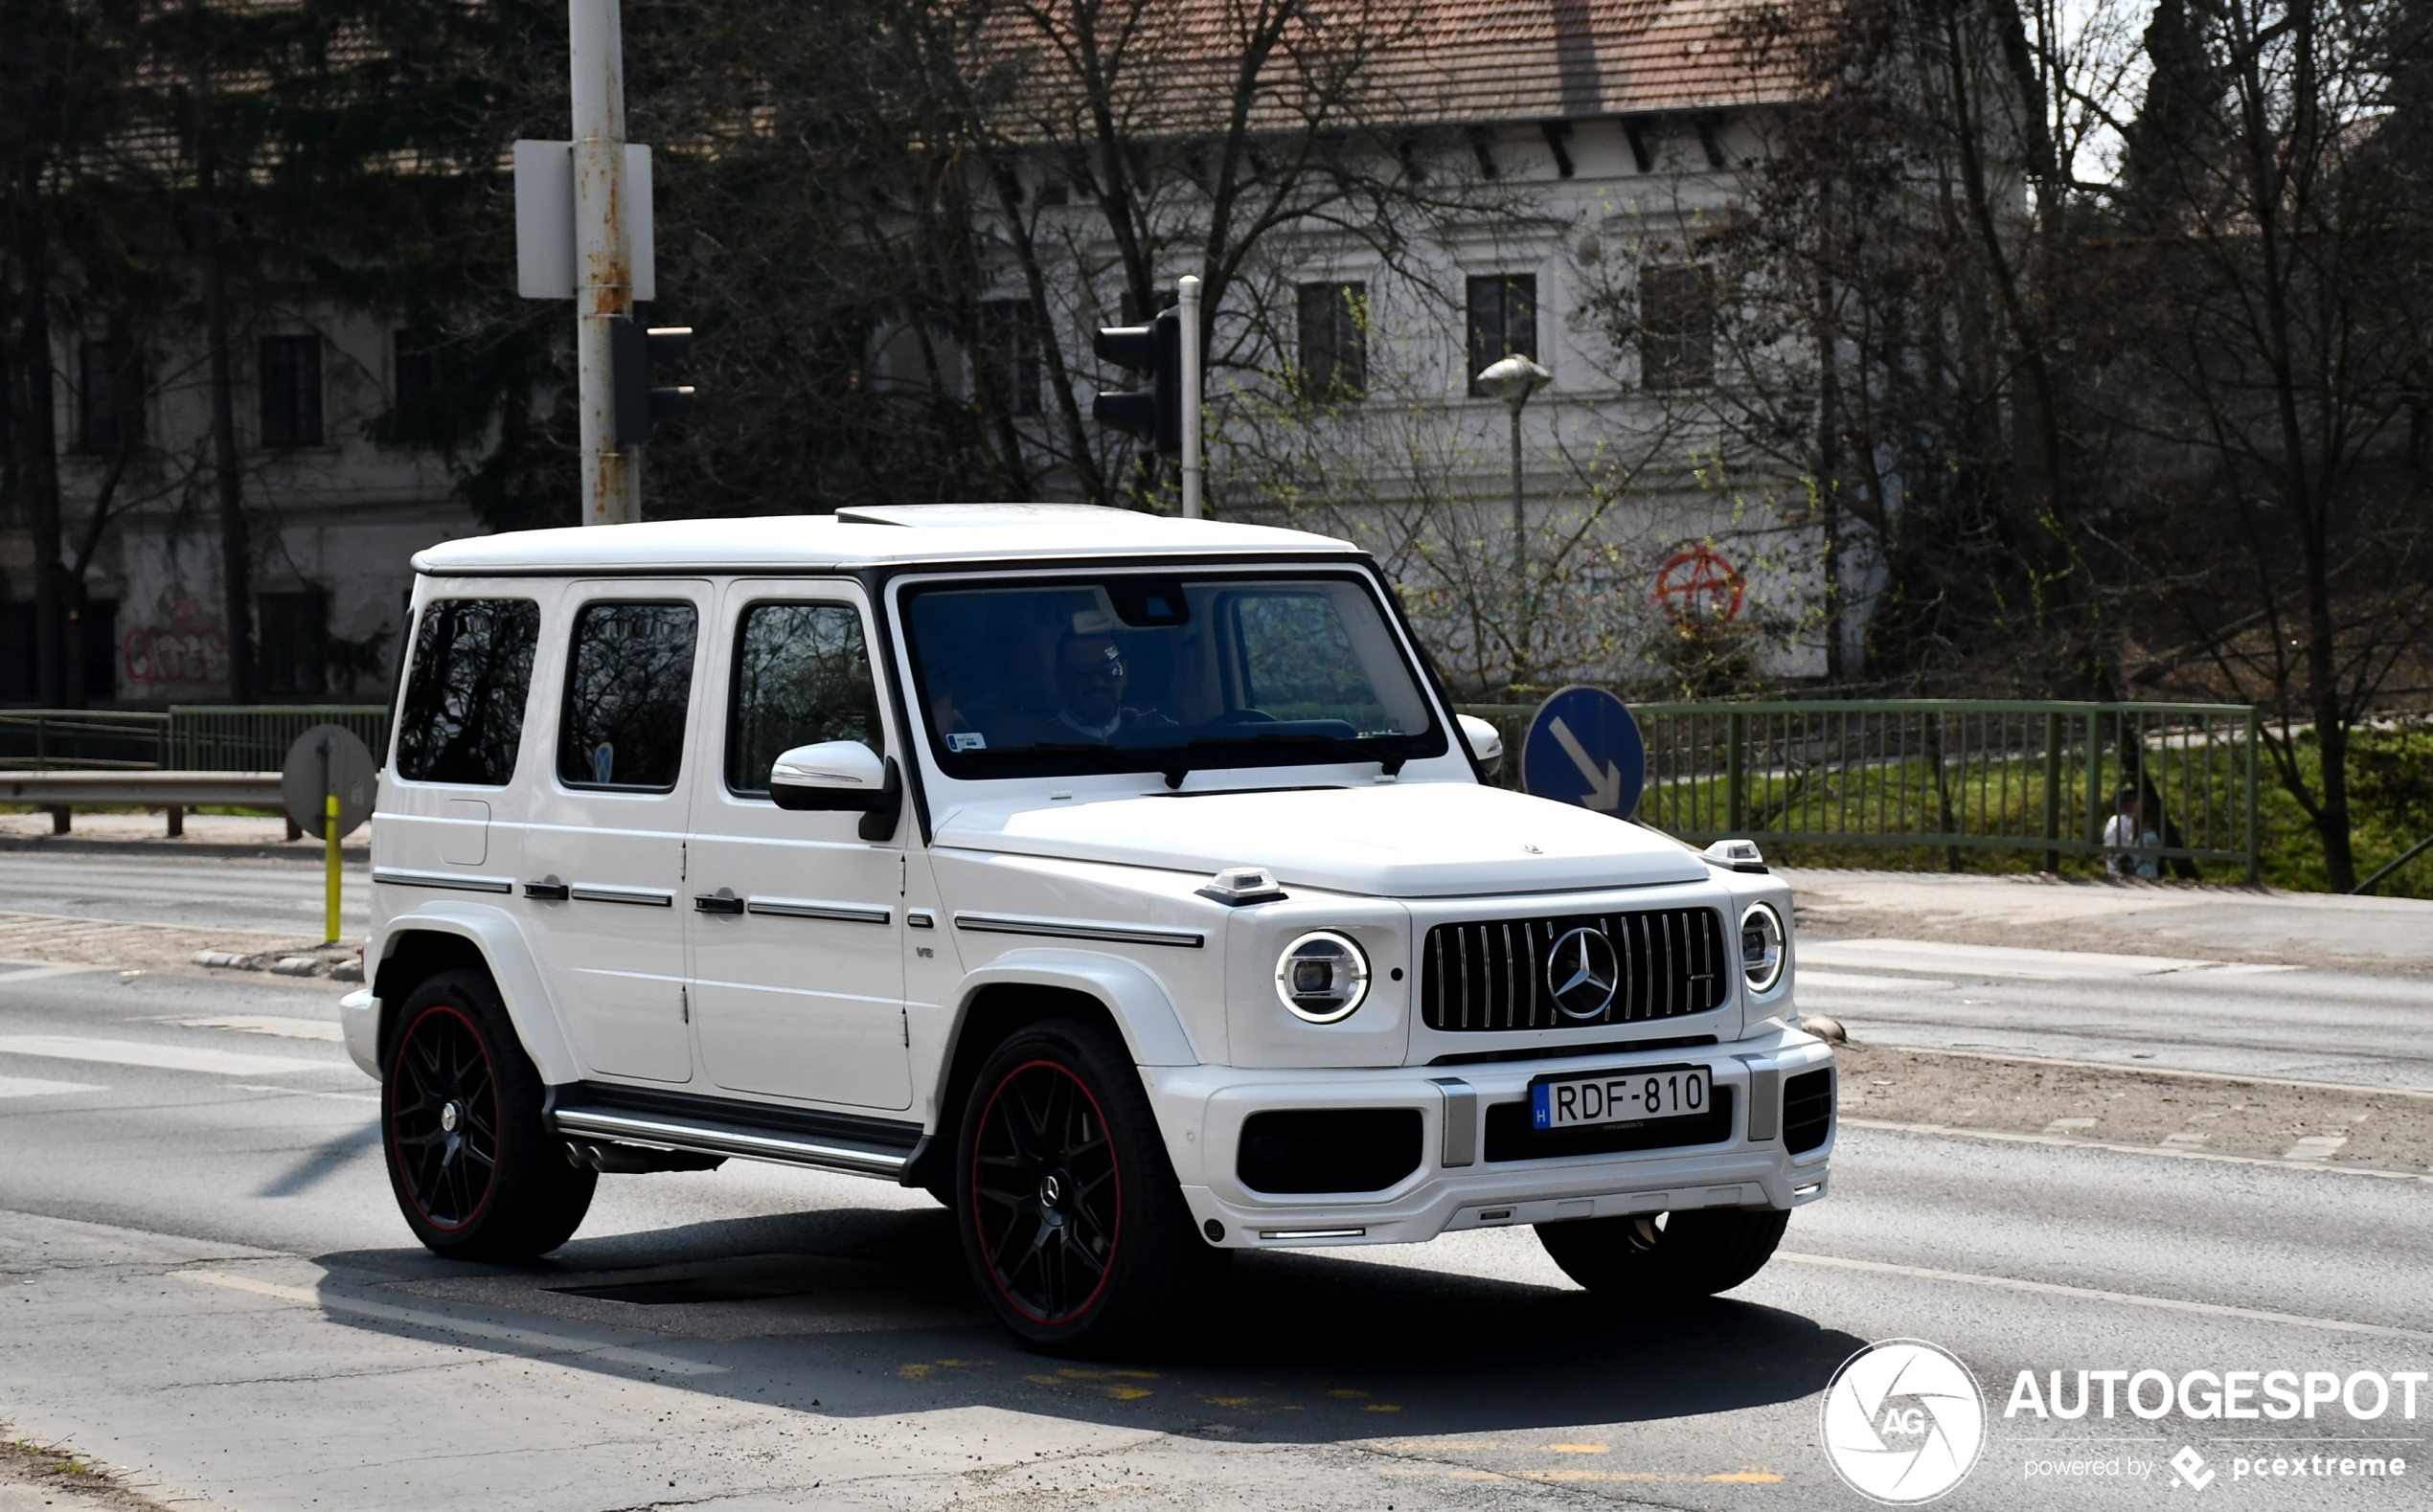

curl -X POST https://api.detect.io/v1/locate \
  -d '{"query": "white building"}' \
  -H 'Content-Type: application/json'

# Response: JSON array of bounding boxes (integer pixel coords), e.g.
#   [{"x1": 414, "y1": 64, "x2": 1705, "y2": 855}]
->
[{"x1": 3, "y1": 0, "x2": 1827, "y2": 708}]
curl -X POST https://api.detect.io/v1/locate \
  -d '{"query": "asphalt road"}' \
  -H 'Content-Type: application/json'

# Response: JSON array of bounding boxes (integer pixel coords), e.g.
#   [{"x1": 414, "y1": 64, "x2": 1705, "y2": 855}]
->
[
  {"x1": 1798, "y1": 938, "x2": 2433, "y2": 1091},
  {"x1": 0, "y1": 851, "x2": 368, "y2": 938},
  {"x1": 0, "y1": 853, "x2": 2428, "y2": 1511}
]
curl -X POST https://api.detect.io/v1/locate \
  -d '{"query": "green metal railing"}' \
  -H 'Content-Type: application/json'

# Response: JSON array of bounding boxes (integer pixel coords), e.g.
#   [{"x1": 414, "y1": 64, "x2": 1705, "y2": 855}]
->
[
  {"x1": 1460, "y1": 699, "x2": 2260, "y2": 880},
  {"x1": 1, "y1": 705, "x2": 392, "y2": 776},
  {"x1": 166, "y1": 705, "x2": 390, "y2": 771},
  {"x1": 0, "y1": 711, "x2": 172, "y2": 771}
]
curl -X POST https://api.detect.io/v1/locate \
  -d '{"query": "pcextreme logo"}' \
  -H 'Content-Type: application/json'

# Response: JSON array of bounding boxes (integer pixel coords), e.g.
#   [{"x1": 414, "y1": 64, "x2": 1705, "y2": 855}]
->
[{"x1": 1821, "y1": 1339, "x2": 1989, "y2": 1503}]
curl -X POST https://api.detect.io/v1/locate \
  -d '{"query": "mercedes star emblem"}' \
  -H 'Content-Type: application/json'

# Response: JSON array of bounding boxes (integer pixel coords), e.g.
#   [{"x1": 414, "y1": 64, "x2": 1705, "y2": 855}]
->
[{"x1": 1547, "y1": 926, "x2": 1621, "y2": 1019}]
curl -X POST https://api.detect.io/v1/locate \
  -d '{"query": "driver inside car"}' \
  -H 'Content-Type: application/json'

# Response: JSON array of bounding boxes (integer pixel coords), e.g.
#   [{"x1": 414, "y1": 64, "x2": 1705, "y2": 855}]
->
[{"x1": 1035, "y1": 631, "x2": 1175, "y2": 744}]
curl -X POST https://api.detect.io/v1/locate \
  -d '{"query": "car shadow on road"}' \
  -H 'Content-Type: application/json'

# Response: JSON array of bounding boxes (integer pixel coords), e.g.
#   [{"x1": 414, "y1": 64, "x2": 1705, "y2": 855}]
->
[{"x1": 310, "y1": 1201, "x2": 1860, "y2": 1442}]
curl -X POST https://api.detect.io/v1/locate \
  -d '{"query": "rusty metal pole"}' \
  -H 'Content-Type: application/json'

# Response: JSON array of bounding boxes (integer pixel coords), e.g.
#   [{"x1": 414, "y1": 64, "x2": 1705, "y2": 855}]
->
[
  {"x1": 570, "y1": 0, "x2": 639, "y2": 526},
  {"x1": 1178, "y1": 276, "x2": 1202, "y2": 520}
]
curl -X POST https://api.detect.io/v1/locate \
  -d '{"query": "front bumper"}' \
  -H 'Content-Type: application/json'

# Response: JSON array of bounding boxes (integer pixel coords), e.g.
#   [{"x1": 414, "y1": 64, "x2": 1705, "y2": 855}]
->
[{"x1": 1149, "y1": 1025, "x2": 1834, "y2": 1249}]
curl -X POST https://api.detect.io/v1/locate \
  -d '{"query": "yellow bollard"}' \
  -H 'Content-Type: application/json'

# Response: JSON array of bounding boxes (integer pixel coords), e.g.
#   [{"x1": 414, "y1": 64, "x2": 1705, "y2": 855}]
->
[{"x1": 325, "y1": 789, "x2": 341, "y2": 944}]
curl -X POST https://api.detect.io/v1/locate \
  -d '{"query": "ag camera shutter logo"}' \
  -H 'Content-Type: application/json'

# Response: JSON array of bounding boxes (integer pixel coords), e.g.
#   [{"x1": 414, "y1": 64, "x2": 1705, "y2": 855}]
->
[{"x1": 1821, "y1": 1339, "x2": 1988, "y2": 1502}]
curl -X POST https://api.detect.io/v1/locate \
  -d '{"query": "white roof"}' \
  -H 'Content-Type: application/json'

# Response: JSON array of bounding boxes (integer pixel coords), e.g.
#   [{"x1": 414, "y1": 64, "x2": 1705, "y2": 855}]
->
[{"x1": 412, "y1": 504, "x2": 1359, "y2": 575}]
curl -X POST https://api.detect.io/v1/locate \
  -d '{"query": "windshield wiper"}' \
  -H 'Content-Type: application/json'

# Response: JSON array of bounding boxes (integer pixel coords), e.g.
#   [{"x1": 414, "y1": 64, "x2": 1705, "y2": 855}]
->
[{"x1": 1159, "y1": 732, "x2": 1406, "y2": 790}]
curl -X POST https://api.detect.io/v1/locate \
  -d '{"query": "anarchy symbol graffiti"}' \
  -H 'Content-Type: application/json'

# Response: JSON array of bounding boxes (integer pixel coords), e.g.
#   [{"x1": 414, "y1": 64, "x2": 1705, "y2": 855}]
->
[{"x1": 1653, "y1": 545, "x2": 1746, "y2": 624}]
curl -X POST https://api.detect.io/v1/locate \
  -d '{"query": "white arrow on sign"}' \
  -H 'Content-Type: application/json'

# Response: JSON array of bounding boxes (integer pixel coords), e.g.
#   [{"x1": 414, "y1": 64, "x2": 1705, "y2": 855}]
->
[{"x1": 1547, "y1": 715, "x2": 1624, "y2": 811}]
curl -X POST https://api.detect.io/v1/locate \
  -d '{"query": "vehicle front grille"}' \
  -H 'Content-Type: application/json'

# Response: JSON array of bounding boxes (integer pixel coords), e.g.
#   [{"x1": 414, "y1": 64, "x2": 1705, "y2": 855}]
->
[
  {"x1": 1784, "y1": 1068, "x2": 1834, "y2": 1153},
  {"x1": 1420, "y1": 907, "x2": 1729, "y2": 1032}
]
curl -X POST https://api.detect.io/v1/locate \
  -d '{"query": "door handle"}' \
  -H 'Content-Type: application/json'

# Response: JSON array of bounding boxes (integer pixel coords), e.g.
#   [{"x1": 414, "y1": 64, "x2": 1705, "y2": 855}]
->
[{"x1": 694, "y1": 892, "x2": 745, "y2": 915}]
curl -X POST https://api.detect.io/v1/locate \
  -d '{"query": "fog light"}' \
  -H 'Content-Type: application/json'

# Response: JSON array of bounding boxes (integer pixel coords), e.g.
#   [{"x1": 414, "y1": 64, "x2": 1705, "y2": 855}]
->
[{"x1": 1274, "y1": 931, "x2": 1370, "y2": 1023}]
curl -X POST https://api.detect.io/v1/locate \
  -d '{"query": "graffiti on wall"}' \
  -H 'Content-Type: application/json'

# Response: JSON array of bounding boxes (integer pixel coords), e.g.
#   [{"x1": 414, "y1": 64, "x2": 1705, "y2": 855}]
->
[
  {"x1": 1653, "y1": 545, "x2": 1746, "y2": 624},
  {"x1": 121, "y1": 591, "x2": 230, "y2": 692}
]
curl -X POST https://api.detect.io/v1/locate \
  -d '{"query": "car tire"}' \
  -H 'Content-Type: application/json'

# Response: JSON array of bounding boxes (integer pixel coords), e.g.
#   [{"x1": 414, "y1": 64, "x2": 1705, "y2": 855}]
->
[
  {"x1": 1535, "y1": 1207, "x2": 1789, "y2": 1299},
  {"x1": 954, "y1": 1016, "x2": 1225, "y2": 1356},
  {"x1": 381, "y1": 967, "x2": 596, "y2": 1261}
]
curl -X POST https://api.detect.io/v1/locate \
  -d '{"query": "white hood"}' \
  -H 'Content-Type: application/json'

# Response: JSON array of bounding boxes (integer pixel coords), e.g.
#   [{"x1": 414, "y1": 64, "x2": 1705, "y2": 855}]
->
[{"x1": 931, "y1": 781, "x2": 1709, "y2": 897}]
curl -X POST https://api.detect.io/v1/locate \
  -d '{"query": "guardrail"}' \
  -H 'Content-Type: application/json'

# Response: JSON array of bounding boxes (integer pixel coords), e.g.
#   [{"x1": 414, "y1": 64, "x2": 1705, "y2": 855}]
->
[
  {"x1": 1458, "y1": 698, "x2": 2260, "y2": 880},
  {"x1": 1, "y1": 770, "x2": 286, "y2": 838}
]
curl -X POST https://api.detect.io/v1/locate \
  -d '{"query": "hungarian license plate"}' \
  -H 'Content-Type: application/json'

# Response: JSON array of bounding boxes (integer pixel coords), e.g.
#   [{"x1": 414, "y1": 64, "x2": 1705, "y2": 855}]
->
[{"x1": 1531, "y1": 1064, "x2": 1711, "y2": 1132}]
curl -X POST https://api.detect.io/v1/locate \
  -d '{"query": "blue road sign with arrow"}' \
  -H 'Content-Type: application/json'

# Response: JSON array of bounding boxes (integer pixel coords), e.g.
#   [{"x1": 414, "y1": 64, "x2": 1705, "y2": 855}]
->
[{"x1": 1521, "y1": 685, "x2": 1646, "y2": 818}]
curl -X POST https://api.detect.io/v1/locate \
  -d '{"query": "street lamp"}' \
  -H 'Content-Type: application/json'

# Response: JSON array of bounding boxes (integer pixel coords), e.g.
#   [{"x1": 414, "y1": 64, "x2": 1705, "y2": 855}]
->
[{"x1": 1476, "y1": 353, "x2": 1552, "y2": 579}]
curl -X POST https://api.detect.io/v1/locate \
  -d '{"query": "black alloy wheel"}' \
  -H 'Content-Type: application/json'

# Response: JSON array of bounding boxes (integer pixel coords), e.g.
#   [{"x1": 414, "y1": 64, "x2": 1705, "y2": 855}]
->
[
  {"x1": 380, "y1": 967, "x2": 595, "y2": 1260},
  {"x1": 390, "y1": 1002, "x2": 501, "y2": 1230},
  {"x1": 954, "y1": 1018, "x2": 1225, "y2": 1354},
  {"x1": 969, "y1": 1058, "x2": 1123, "y2": 1324}
]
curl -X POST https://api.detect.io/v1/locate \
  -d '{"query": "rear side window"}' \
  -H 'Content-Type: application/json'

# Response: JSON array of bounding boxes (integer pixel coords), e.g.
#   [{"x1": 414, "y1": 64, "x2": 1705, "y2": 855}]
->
[
  {"x1": 557, "y1": 601, "x2": 698, "y2": 791},
  {"x1": 727, "y1": 602, "x2": 884, "y2": 795},
  {"x1": 394, "y1": 598, "x2": 540, "y2": 785}
]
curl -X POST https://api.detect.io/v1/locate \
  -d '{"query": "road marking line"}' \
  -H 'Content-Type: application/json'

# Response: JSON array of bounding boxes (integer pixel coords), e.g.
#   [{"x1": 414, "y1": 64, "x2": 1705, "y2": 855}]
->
[
  {"x1": 1799, "y1": 970, "x2": 1958, "y2": 992},
  {"x1": 0, "y1": 1074, "x2": 105, "y2": 1099},
  {"x1": 229, "y1": 1083, "x2": 378, "y2": 1104},
  {"x1": 1844, "y1": 1117, "x2": 2433, "y2": 1181},
  {"x1": 0, "y1": 1034, "x2": 329, "y2": 1077},
  {"x1": 1777, "y1": 1252, "x2": 2433, "y2": 1343},
  {"x1": 1843, "y1": 1044, "x2": 2433, "y2": 1100},
  {"x1": 167, "y1": 1015, "x2": 347, "y2": 1043},
  {"x1": 173, "y1": 1270, "x2": 724, "y2": 1376},
  {"x1": 1799, "y1": 938, "x2": 2301, "y2": 981},
  {"x1": 0, "y1": 962, "x2": 110, "y2": 982}
]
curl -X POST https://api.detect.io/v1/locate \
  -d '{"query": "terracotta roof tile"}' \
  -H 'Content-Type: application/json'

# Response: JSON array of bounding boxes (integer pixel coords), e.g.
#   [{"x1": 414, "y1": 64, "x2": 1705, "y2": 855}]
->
[{"x1": 983, "y1": 0, "x2": 1802, "y2": 138}]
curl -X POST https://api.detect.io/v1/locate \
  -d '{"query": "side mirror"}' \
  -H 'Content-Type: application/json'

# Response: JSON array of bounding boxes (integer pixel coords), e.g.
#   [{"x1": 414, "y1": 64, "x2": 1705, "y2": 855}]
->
[
  {"x1": 1456, "y1": 713, "x2": 1505, "y2": 779},
  {"x1": 769, "y1": 742, "x2": 901, "y2": 840}
]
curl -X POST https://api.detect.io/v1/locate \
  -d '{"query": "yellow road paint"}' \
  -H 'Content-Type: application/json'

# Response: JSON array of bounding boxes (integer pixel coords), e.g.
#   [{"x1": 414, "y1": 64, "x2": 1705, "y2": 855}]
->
[{"x1": 1549, "y1": 1443, "x2": 1610, "y2": 1454}]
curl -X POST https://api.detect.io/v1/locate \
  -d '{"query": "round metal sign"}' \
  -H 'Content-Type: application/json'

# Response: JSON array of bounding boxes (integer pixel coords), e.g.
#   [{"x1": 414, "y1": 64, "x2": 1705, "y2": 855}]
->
[
  {"x1": 282, "y1": 725, "x2": 378, "y2": 838},
  {"x1": 1520, "y1": 685, "x2": 1646, "y2": 819}
]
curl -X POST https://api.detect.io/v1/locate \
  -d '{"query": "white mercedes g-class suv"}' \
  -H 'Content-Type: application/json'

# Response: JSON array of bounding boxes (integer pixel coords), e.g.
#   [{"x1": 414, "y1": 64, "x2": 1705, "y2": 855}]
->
[{"x1": 348, "y1": 504, "x2": 1833, "y2": 1351}]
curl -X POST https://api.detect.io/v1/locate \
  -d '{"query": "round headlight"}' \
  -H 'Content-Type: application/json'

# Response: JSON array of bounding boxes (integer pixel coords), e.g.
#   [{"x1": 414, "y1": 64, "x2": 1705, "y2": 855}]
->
[
  {"x1": 1739, "y1": 902, "x2": 1786, "y2": 994},
  {"x1": 1274, "y1": 931, "x2": 1370, "y2": 1023}
]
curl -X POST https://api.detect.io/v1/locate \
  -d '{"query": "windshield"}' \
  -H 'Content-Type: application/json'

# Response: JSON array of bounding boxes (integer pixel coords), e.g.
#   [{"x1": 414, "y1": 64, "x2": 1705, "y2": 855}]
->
[{"x1": 900, "y1": 572, "x2": 1445, "y2": 780}]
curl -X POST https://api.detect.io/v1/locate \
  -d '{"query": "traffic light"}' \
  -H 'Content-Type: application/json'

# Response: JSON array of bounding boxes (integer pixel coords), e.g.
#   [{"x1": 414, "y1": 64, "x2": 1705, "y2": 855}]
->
[
  {"x1": 1093, "y1": 304, "x2": 1181, "y2": 456},
  {"x1": 611, "y1": 316, "x2": 695, "y2": 445}
]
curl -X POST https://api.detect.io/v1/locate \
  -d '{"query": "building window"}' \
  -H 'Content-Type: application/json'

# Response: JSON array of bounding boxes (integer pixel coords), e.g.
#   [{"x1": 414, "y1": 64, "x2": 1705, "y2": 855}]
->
[
  {"x1": 258, "y1": 590, "x2": 328, "y2": 695},
  {"x1": 77, "y1": 340, "x2": 147, "y2": 453},
  {"x1": 974, "y1": 300, "x2": 1042, "y2": 417},
  {"x1": 75, "y1": 598, "x2": 117, "y2": 702},
  {"x1": 1640, "y1": 264, "x2": 1716, "y2": 390},
  {"x1": 259, "y1": 335, "x2": 324, "y2": 449},
  {"x1": 1465, "y1": 275, "x2": 1537, "y2": 396},
  {"x1": 1296, "y1": 282, "x2": 1368, "y2": 402},
  {"x1": 386, "y1": 329, "x2": 441, "y2": 446},
  {"x1": 0, "y1": 603, "x2": 34, "y2": 702}
]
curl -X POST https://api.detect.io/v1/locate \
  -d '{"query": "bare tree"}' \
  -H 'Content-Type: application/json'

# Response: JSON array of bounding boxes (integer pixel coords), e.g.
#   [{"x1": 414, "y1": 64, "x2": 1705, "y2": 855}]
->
[{"x1": 2098, "y1": 0, "x2": 2433, "y2": 890}]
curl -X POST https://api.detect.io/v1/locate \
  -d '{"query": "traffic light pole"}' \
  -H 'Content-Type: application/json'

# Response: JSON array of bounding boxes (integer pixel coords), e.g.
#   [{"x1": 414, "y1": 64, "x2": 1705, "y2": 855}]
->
[
  {"x1": 571, "y1": 0, "x2": 640, "y2": 526},
  {"x1": 1178, "y1": 276, "x2": 1202, "y2": 520}
]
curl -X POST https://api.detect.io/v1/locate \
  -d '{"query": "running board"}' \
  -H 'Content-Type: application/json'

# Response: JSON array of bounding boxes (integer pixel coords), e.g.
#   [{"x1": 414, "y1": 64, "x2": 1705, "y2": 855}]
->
[{"x1": 548, "y1": 1083, "x2": 925, "y2": 1182}]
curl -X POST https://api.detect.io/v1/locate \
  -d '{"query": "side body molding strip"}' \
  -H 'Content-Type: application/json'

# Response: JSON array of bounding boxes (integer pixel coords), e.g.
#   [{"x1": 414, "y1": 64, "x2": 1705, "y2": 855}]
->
[
  {"x1": 373, "y1": 869, "x2": 514, "y2": 895},
  {"x1": 954, "y1": 913, "x2": 1205, "y2": 949},
  {"x1": 747, "y1": 896, "x2": 891, "y2": 925}
]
